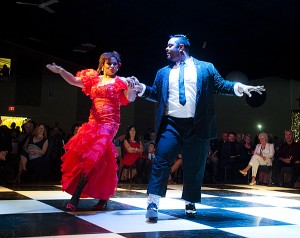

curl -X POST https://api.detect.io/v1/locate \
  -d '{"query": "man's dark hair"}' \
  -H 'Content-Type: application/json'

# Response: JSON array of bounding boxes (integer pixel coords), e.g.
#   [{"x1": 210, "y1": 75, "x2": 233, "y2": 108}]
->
[{"x1": 170, "y1": 34, "x2": 190, "y2": 52}]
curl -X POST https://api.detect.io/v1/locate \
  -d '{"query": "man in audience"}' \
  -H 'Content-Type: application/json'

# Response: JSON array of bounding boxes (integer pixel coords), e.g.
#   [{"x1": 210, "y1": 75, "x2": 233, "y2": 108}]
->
[
  {"x1": 219, "y1": 131, "x2": 244, "y2": 183},
  {"x1": 271, "y1": 129, "x2": 300, "y2": 187}
]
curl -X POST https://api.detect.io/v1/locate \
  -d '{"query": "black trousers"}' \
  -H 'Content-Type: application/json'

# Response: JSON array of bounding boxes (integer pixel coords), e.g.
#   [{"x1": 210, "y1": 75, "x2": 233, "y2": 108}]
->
[{"x1": 147, "y1": 116, "x2": 209, "y2": 203}]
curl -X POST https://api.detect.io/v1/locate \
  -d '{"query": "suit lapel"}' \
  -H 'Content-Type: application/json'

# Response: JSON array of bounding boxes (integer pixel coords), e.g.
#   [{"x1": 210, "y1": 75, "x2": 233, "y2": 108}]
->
[
  {"x1": 162, "y1": 66, "x2": 171, "y2": 103},
  {"x1": 193, "y1": 59, "x2": 203, "y2": 104}
]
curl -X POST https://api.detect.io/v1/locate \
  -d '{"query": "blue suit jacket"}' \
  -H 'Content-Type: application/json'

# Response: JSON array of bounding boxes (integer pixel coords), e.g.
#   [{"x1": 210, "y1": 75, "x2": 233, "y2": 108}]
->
[{"x1": 141, "y1": 58, "x2": 238, "y2": 139}]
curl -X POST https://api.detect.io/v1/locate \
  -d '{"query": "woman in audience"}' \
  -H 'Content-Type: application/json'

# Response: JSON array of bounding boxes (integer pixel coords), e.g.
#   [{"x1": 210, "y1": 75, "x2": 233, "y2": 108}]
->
[
  {"x1": 121, "y1": 125, "x2": 147, "y2": 183},
  {"x1": 239, "y1": 132, "x2": 275, "y2": 185},
  {"x1": 168, "y1": 153, "x2": 183, "y2": 184},
  {"x1": 46, "y1": 51, "x2": 136, "y2": 211},
  {"x1": 240, "y1": 133, "x2": 255, "y2": 168},
  {"x1": 14, "y1": 123, "x2": 49, "y2": 183},
  {"x1": 64, "y1": 122, "x2": 81, "y2": 144}
]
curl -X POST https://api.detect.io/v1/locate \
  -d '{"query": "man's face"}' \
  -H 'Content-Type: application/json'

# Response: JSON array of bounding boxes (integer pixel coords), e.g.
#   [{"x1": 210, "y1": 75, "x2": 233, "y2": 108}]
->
[
  {"x1": 24, "y1": 122, "x2": 34, "y2": 134},
  {"x1": 285, "y1": 131, "x2": 293, "y2": 143},
  {"x1": 228, "y1": 134, "x2": 236, "y2": 142},
  {"x1": 165, "y1": 38, "x2": 181, "y2": 62},
  {"x1": 148, "y1": 143, "x2": 155, "y2": 154},
  {"x1": 222, "y1": 133, "x2": 228, "y2": 141}
]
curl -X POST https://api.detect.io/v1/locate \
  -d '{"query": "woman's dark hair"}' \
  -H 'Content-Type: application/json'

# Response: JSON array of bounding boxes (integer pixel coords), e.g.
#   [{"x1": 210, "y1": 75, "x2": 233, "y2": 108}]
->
[
  {"x1": 124, "y1": 125, "x2": 139, "y2": 142},
  {"x1": 97, "y1": 51, "x2": 121, "y2": 74},
  {"x1": 70, "y1": 122, "x2": 81, "y2": 135}
]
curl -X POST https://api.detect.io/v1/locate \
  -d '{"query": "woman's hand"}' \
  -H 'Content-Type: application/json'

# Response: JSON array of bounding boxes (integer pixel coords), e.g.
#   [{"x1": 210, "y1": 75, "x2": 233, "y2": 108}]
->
[
  {"x1": 123, "y1": 76, "x2": 136, "y2": 88},
  {"x1": 46, "y1": 63, "x2": 64, "y2": 74}
]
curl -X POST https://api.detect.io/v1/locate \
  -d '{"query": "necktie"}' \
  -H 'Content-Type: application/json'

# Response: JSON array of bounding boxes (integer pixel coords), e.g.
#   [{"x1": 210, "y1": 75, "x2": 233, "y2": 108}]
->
[
  {"x1": 150, "y1": 154, "x2": 154, "y2": 163},
  {"x1": 178, "y1": 62, "x2": 186, "y2": 105}
]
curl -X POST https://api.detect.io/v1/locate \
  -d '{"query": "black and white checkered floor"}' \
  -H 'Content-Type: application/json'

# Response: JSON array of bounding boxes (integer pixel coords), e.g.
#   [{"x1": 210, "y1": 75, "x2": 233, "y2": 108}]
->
[{"x1": 1, "y1": 182, "x2": 300, "y2": 237}]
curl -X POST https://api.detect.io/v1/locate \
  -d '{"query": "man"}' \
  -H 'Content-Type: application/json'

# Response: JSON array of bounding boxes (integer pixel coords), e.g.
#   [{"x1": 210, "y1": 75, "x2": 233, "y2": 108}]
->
[
  {"x1": 134, "y1": 34, "x2": 265, "y2": 223},
  {"x1": 271, "y1": 129, "x2": 300, "y2": 187},
  {"x1": 220, "y1": 131, "x2": 244, "y2": 183}
]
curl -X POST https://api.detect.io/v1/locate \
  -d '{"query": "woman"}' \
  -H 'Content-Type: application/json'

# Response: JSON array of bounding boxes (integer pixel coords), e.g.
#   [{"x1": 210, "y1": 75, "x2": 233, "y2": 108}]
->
[
  {"x1": 46, "y1": 51, "x2": 136, "y2": 211},
  {"x1": 14, "y1": 123, "x2": 49, "y2": 183},
  {"x1": 64, "y1": 122, "x2": 81, "y2": 144},
  {"x1": 121, "y1": 125, "x2": 147, "y2": 183},
  {"x1": 240, "y1": 133, "x2": 255, "y2": 168},
  {"x1": 239, "y1": 132, "x2": 275, "y2": 185}
]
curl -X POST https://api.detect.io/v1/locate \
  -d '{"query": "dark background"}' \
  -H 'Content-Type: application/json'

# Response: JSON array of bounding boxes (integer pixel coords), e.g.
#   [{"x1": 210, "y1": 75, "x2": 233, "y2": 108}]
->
[{"x1": 2, "y1": 0, "x2": 300, "y2": 84}]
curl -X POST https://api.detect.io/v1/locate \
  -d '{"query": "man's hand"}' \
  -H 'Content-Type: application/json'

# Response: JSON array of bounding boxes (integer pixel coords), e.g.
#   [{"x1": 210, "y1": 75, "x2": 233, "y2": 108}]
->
[
  {"x1": 238, "y1": 85, "x2": 265, "y2": 97},
  {"x1": 134, "y1": 83, "x2": 143, "y2": 93}
]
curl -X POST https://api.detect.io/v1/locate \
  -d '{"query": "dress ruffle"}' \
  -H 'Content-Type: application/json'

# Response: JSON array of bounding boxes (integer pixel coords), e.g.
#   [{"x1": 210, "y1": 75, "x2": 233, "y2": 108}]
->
[{"x1": 61, "y1": 122, "x2": 118, "y2": 200}]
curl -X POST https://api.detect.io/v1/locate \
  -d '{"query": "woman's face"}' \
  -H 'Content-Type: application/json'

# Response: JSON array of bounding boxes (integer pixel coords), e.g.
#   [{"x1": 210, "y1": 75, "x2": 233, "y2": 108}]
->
[
  {"x1": 74, "y1": 126, "x2": 79, "y2": 135},
  {"x1": 259, "y1": 135, "x2": 267, "y2": 144},
  {"x1": 129, "y1": 127, "x2": 136, "y2": 137},
  {"x1": 37, "y1": 125, "x2": 45, "y2": 136},
  {"x1": 245, "y1": 135, "x2": 251, "y2": 143},
  {"x1": 103, "y1": 57, "x2": 119, "y2": 77}
]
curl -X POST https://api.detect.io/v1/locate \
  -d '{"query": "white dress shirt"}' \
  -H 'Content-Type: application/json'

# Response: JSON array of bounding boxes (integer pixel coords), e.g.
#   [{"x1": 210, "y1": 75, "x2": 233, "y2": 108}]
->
[
  {"x1": 166, "y1": 57, "x2": 197, "y2": 118},
  {"x1": 138, "y1": 57, "x2": 244, "y2": 119}
]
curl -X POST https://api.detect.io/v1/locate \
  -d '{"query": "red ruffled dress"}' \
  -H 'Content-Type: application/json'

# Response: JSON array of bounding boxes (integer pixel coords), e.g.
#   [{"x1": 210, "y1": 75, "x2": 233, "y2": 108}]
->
[{"x1": 61, "y1": 69, "x2": 130, "y2": 200}]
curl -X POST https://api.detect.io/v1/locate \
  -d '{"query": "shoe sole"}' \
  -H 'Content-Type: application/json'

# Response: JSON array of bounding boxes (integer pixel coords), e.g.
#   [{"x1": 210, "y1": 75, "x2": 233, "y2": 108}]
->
[
  {"x1": 147, "y1": 217, "x2": 158, "y2": 223},
  {"x1": 186, "y1": 211, "x2": 197, "y2": 217},
  {"x1": 146, "y1": 209, "x2": 158, "y2": 223}
]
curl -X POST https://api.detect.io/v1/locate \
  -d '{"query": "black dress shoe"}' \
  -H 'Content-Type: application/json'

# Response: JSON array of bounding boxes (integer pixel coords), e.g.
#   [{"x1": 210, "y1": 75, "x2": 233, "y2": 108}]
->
[
  {"x1": 146, "y1": 202, "x2": 158, "y2": 223},
  {"x1": 185, "y1": 203, "x2": 197, "y2": 217}
]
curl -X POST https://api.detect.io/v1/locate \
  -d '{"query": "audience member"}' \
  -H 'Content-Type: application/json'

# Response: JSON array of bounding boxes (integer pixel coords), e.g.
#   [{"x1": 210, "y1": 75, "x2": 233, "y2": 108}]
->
[
  {"x1": 13, "y1": 123, "x2": 49, "y2": 183},
  {"x1": 121, "y1": 125, "x2": 147, "y2": 183},
  {"x1": 240, "y1": 133, "x2": 255, "y2": 168},
  {"x1": 206, "y1": 138, "x2": 219, "y2": 184},
  {"x1": 239, "y1": 132, "x2": 275, "y2": 185},
  {"x1": 220, "y1": 131, "x2": 244, "y2": 183},
  {"x1": 0, "y1": 64, "x2": 9, "y2": 80},
  {"x1": 168, "y1": 153, "x2": 183, "y2": 184},
  {"x1": 140, "y1": 141, "x2": 156, "y2": 183},
  {"x1": 236, "y1": 133, "x2": 245, "y2": 145},
  {"x1": 144, "y1": 128, "x2": 155, "y2": 141},
  {"x1": 271, "y1": 130, "x2": 300, "y2": 187},
  {"x1": 48, "y1": 126, "x2": 65, "y2": 182},
  {"x1": 216, "y1": 132, "x2": 228, "y2": 182},
  {"x1": 64, "y1": 122, "x2": 81, "y2": 144},
  {"x1": 0, "y1": 125, "x2": 13, "y2": 183}
]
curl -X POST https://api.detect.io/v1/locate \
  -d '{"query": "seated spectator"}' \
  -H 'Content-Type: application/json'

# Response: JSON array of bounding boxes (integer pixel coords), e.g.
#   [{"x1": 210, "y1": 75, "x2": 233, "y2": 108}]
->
[
  {"x1": 48, "y1": 126, "x2": 65, "y2": 182},
  {"x1": 240, "y1": 134, "x2": 255, "y2": 168},
  {"x1": 271, "y1": 129, "x2": 300, "y2": 187},
  {"x1": 121, "y1": 125, "x2": 146, "y2": 183},
  {"x1": 206, "y1": 138, "x2": 219, "y2": 184},
  {"x1": 143, "y1": 127, "x2": 155, "y2": 141},
  {"x1": 139, "y1": 141, "x2": 156, "y2": 183},
  {"x1": 64, "y1": 122, "x2": 81, "y2": 144},
  {"x1": 236, "y1": 133, "x2": 245, "y2": 145},
  {"x1": 13, "y1": 123, "x2": 49, "y2": 183},
  {"x1": 216, "y1": 131, "x2": 228, "y2": 182},
  {"x1": 239, "y1": 132, "x2": 275, "y2": 185},
  {"x1": 0, "y1": 125, "x2": 13, "y2": 183},
  {"x1": 220, "y1": 131, "x2": 244, "y2": 183},
  {"x1": 168, "y1": 153, "x2": 183, "y2": 184}
]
